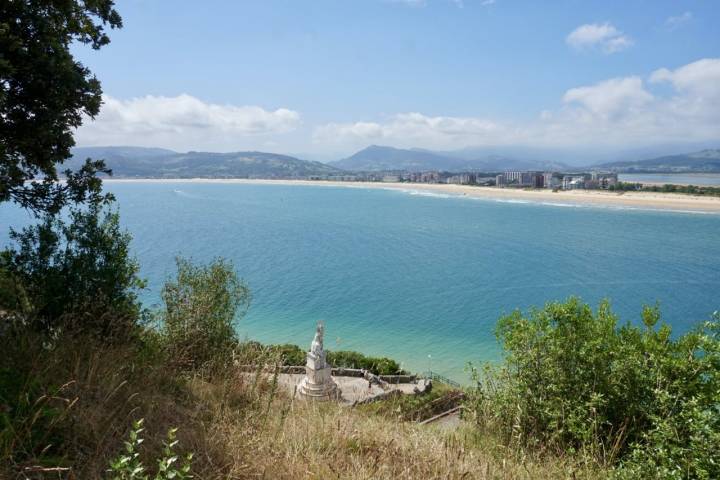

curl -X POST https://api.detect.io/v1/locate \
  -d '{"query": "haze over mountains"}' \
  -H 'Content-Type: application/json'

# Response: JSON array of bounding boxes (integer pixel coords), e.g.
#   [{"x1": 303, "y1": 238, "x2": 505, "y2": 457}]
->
[
  {"x1": 596, "y1": 149, "x2": 720, "y2": 173},
  {"x1": 331, "y1": 145, "x2": 571, "y2": 172},
  {"x1": 69, "y1": 147, "x2": 343, "y2": 178},
  {"x1": 69, "y1": 145, "x2": 720, "y2": 178}
]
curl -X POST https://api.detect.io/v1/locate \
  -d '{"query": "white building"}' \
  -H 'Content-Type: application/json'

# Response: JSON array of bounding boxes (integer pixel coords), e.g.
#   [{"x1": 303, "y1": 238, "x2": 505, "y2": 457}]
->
[{"x1": 562, "y1": 175, "x2": 586, "y2": 190}]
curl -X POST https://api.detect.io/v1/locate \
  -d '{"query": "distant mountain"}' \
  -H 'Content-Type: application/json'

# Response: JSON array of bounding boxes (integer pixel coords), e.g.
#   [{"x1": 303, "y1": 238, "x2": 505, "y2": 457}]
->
[
  {"x1": 331, "y1": 145, "x2": 570, "y2": 172},
  {"x1": 331, "y1": 145, "x2": 469, "y2": 171},
  {"x1": 68, "y1": 146, "x2": 344, "y2": 178},
  {"x1": 595, "y1": 149, "x2": 720, "y2": 173}
]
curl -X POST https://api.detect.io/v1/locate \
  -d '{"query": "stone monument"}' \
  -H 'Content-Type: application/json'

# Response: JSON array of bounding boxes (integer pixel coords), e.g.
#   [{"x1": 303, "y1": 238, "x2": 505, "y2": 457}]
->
[{"x1": 296, "y1": 321, "x2": 340, "y2": 400}]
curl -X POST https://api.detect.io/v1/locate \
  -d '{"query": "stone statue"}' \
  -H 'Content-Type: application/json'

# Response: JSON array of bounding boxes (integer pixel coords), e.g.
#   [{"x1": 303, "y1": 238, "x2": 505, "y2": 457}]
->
[
  {"x1": 297, "y1": 321, "x2": 340, "y2": 400},
  {"x1": 309, "y1": 321, "x2": 325, "y2": 361}
]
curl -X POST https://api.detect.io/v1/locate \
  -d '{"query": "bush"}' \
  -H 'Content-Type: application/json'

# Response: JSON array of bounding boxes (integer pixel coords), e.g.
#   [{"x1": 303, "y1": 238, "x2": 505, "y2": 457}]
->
[
  {"x1": 161, "y1": 257, "x2": 250, "y2": 369},
  {"x1": 327, "y1": 350, "x2": 406, "y2": 375},
  {"x1": 236, "y1": 342, "x2": 408, "y2": 375},
  {"x1": 1, "y1": 201, "x2": 145, "y2": 339},
  {"x1": 467, "y1": 298, "x2": 720, "y2": 477}
]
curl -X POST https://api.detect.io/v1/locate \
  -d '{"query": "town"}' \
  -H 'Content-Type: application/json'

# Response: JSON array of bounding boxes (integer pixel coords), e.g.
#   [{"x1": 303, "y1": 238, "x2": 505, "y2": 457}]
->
[{"x1": 308, "y1": 170, "x2": 620, "y2": 190}]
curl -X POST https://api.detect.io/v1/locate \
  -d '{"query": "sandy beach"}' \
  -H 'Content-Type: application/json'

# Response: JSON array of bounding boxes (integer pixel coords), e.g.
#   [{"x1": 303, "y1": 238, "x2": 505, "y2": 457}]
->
[{"x1": 104, "y1": 178, "x2": 720, "y2": 213}]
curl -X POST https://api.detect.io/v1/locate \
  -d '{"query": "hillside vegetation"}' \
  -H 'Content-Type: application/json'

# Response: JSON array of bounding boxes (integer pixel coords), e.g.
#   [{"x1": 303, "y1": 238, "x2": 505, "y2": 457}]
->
[{"x1": 68, "y1": 147, "x2": 344, "y2": 179}]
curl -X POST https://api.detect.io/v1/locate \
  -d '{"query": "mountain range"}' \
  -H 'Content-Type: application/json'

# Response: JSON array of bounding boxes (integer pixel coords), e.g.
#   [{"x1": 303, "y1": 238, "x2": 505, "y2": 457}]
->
[
  {"x1": 330, "y1": 145, "x2": 571, "y2": 172},
  {"x1": 68, "y1": 147, "x2": 343, "y2": 178},
  {"x1": 595, "y1": 149, "x2": 720, "y2": 173},
  {"x1": 67, "y1": 145, "x2": 720, "y2": 178}
]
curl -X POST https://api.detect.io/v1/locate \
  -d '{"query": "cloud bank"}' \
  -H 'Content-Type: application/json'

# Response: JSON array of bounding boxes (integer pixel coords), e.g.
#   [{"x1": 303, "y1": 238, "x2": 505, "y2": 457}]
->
[
  {"x1": 77, "y1": 59, "x2": 720, "y2": 154},
  {"x1": 313, "y1": 58, "x2": 720, "y2": 150},
  {"x1": 76, "y1": 94, "x2": 300, "y2": 151}
]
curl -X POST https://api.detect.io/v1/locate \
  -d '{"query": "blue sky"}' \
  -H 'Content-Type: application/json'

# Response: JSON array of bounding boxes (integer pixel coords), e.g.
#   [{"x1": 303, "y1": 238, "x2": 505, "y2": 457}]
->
[{"x1": 74, "y1": 0, "x2": 720, "y2": 160}]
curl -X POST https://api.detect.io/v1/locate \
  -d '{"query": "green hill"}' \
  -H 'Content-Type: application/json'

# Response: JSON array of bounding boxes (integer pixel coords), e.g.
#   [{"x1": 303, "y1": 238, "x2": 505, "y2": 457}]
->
[
  {"x1": 596, "y1": 149, "x2": 720, "y2": 172},
  {"x1": 68, "y1": 146, "x2": 345, "y2": 178}
]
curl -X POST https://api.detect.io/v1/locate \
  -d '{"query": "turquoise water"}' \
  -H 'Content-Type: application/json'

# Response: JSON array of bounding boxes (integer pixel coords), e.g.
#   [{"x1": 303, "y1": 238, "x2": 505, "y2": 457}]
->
[
  {"x1": 619, "y1": 173, "x2": 720, "y2": 186},
  {"x1": 2, "y1": 181, "x2": 719, "y2": 382}
]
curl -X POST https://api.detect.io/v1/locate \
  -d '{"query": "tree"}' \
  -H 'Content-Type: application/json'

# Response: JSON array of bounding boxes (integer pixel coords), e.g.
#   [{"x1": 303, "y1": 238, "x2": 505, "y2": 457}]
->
[
  {"x1": 2, "y1": 200, "x2": 145, "y2": 338},
  {"x1": 0, "y1": 0, "x2": 122, "y2": 214},
  {"x1": 467, "y1": 298, "x2": 720, "y2": 476},
  {"x1": 161, "y1": 258, "x2": 251, "y2": 369}
]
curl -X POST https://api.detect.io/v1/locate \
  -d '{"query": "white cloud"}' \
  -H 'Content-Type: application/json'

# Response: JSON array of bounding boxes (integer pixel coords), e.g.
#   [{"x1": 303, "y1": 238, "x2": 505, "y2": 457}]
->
[
  {"x1": 566, "y1": 22, "x2": 633, "y2": 54},
  {"x1": 77, "y1": 60, "x2": 720, "y2": 154},
  {"x1": 313, "y1": 113, "x2": 503, "y2": 149},
  {"x1": 563, "y1": 77, "x2": 652, "y2": 118},
  {"x1": 314, "y1": 58, "x2": 720, "y2": 150},
  {"x1": 665, "y1": 11, "x2": 693, "y2": 30},
  {"x1": 76, "y1": 94, "x2": 300, "y2": 151},
  {"x1": 650, "y1": 58, "x2": 720, "y2": 99}
]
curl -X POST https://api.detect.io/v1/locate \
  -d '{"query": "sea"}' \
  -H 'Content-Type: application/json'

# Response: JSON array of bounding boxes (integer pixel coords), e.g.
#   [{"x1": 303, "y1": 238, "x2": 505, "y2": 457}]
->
[
  {"x1": 2, "y1": 181, "x2": 719, "y2": 382},
  {"x1": 619, "y1": 173, "x2": 720, "y2": 186}
]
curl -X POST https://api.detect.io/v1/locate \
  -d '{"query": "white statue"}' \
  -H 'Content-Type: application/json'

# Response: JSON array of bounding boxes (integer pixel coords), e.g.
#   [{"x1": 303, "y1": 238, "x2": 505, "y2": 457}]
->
[
  {"x1": 310, "y1": 321, "x2": 325, "y2": 360},
  {"x1": 297, "y1": 321, "x2": 339, "y2": 400}
]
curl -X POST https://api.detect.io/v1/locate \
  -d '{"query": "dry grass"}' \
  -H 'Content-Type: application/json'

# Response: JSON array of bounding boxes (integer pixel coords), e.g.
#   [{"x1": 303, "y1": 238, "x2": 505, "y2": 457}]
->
[
  {"x1": 190, "y1": 375, "x2": 607, "y2": 479},
  {"x1": 0, "y1": 335, "x2": 609, "y2": 480}
]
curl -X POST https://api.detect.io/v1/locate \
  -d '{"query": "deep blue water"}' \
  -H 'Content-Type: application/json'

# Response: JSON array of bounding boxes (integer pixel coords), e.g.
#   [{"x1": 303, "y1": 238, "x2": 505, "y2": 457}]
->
[{"x1": 2, "y1": 181, "x2": 719, "y2": 382}]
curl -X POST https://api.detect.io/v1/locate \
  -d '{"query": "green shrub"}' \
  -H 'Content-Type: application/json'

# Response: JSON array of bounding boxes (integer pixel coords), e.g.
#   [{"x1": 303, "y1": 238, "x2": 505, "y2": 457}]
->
[
  {"x1": 467, "y1": 298, "x2": 720, "y2": 477},
  {"x1": 327, "y1": 350, "x2": 406, "y2": 375},
  {"x1": 268, "y1": 343, "x2": 306, "y2": 366},
  {"x1": 108, "y1": 419, "x2": 193, "y2": 480},
  {"x1": 1, "y1": 202, "x2": 145, "y2": 338},
  {"x1": 161, "y1": 257, "x2": 250, "y2": 369},
  {"x1": 236, "y1": 342, "x2": 408, "y2": 375}
]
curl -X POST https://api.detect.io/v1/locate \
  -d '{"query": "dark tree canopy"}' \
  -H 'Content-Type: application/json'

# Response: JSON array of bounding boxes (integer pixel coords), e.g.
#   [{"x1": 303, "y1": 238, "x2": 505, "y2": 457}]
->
[{"x1": 0, "y1": 0, "x2": 122, "y2": 214}]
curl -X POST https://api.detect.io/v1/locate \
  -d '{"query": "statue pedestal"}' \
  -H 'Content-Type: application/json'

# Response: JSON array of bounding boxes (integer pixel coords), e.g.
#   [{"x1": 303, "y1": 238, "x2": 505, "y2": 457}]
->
[{"x1": 297, "y1": 354, "x2": 340, "y2": 401}]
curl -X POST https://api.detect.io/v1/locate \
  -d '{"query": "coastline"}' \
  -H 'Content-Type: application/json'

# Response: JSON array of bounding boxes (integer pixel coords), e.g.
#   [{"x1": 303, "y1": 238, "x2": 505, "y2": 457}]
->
[{"x1": 103, "y1": 178, "x2": 720, "y2": 213}]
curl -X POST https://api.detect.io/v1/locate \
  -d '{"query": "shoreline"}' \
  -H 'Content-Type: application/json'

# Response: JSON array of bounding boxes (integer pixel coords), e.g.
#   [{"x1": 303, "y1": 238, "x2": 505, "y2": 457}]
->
[{"x1": 103, "y1": 178, "x2": 720, "y2": 213}]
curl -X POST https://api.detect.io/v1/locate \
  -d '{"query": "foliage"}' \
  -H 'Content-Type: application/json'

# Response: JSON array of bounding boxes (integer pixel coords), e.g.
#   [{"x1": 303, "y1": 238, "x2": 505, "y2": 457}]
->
[
  {"x1": 614, "y1": 311, "x2": 720, "y2": 479},
  {"x1": 161, "y1": 257, "x2": 250, "y2": 369},
  {"x1": 608, "y1": 181, "x2": 642, "y2": 192},
  {"x1": 327, "y1": 350, "x2": 406, "y2": 375},
  {"x1": 239, "y1": 341, "x2": 408, "y2": 375},
  {"x1": 0, "y1": 0, "x2": 122, "y2": 214},
  {"x1": 609, "y1": 182, "x2": 720, "y2": 197},
  {"x1": 0, "y1": 331, "x2": 72, "y2": 469},
  {"x1": 643, "y1": 183, "x2": 720, "y2": 197},
  {"x1": 108, "y1": 419, "x2": 193, "y2": 480},
  {"x1": 1, "y1": 200, "x2": 145, "y2": 338},
  {"x1": 467, "y1": 298, "x2": 720, "y2": 477}
]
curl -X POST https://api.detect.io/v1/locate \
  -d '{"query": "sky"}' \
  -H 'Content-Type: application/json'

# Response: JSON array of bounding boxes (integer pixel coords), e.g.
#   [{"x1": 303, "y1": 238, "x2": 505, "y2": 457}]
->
[{"x1": 74, "y1": 0, "x2": 720, "y2": 161}]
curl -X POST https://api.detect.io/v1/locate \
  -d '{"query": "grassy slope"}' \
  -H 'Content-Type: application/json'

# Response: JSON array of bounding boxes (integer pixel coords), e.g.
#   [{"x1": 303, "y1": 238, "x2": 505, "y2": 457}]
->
[{"x1": 1, "y1": 335, "x2": 608, "y2": 479}]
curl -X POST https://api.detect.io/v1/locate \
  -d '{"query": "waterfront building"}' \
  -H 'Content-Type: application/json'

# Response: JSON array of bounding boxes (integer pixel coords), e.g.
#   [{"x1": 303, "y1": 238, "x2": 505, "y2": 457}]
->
[
  {"x1": 591, "y1": 172, "x2": 618, "y2": 189},
  {"x1": 543, "y1": 172, "x2": 559, "y2": 189},
  {"x1": 446, "y1": 173, "x2": 476, "y2": 185},
  {"x1": 496, "y1": 171, "x2": 544, "y2": 188},
  {"x1": 504, "y1": 171, "x2": 523, "y2": 184},
  {"x1": 563, "y1": 175, "x2": 586, "y2": 190}
]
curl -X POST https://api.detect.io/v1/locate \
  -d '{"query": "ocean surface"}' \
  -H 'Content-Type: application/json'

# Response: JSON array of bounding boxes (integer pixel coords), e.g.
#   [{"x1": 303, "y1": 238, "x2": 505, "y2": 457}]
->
[
  {"x1": 619, "y1": 173, "x2": 720, "y2": 186},
  {"x1": 2, "y1": 181, "x2": 719, "y2": 382}
]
